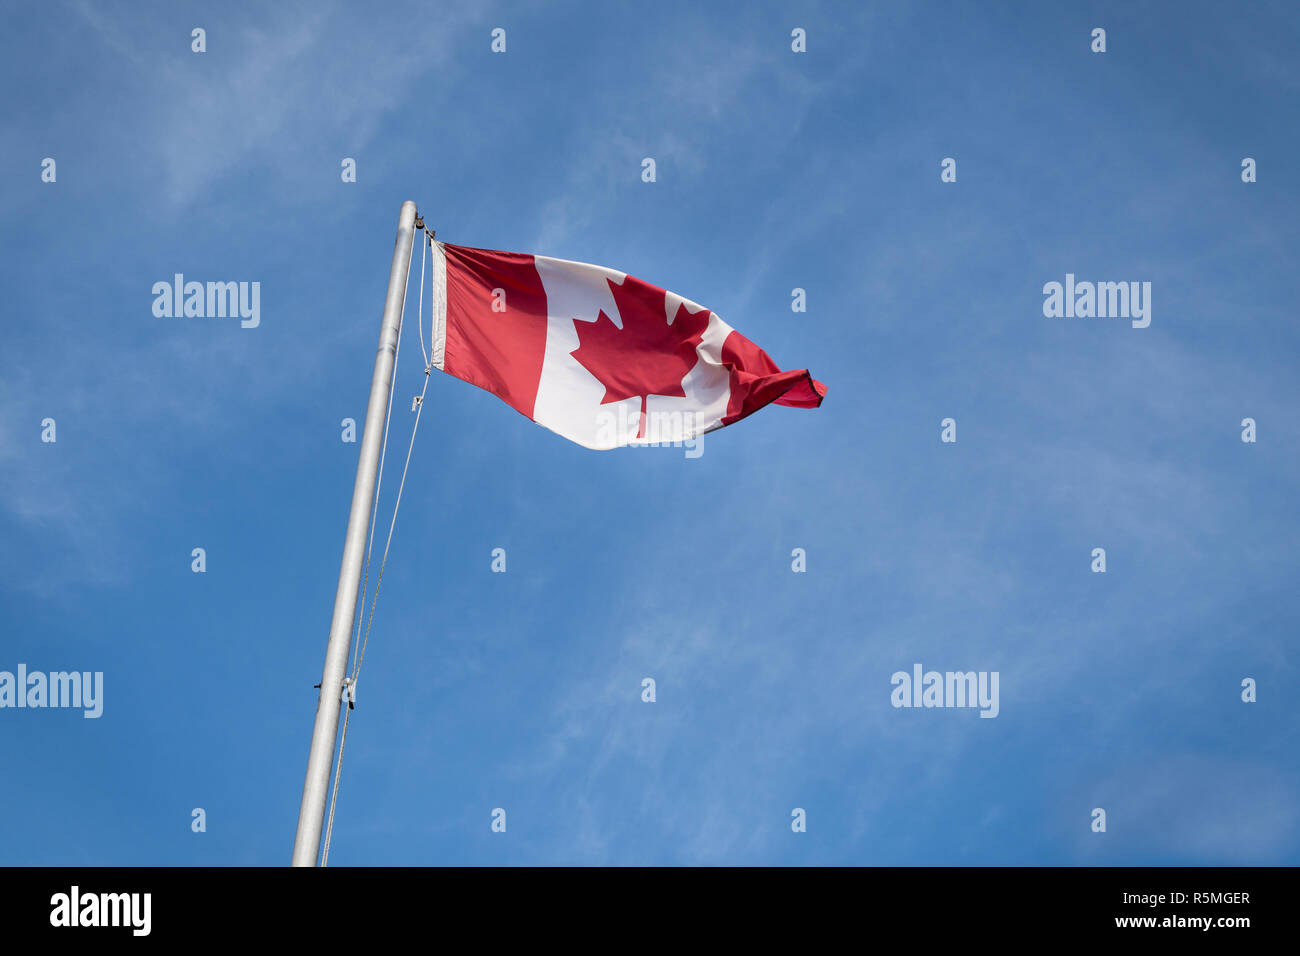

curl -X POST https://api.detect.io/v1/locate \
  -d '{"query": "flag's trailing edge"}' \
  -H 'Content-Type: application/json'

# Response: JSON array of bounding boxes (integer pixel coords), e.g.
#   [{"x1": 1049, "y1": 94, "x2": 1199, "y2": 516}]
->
[{"x1": 429, "y1": 241, "x2": 826, "y2": 450}]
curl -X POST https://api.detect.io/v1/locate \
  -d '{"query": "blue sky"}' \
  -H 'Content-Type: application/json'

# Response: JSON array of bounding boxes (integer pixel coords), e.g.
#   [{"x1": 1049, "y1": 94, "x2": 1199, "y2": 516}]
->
[{"x1": 1, "y1": 0, "x2": 1297, "y2": 865}]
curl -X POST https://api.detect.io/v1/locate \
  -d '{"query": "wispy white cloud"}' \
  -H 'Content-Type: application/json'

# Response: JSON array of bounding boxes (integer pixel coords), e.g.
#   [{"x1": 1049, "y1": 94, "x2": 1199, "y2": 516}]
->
[
  {"x1": 72, "y1": 0, "x2": 489, "y2": 208},
  {"x1": 1071, "y1": 754, "x2": 1299, "y2": 862}
]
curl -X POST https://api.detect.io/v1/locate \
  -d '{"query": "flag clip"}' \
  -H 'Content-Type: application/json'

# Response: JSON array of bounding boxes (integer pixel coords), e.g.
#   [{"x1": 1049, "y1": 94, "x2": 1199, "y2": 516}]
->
[
  {"x1": 411, "y1": 395, "x2": 423, "y2": 410},
  {"x1": 341, "y1": 677, "x2": 356, "y2": 709}
]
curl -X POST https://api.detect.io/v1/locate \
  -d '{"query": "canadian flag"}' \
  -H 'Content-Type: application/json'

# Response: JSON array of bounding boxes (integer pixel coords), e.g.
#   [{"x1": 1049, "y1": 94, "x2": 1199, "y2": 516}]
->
[{"x1": 429, "y1": 242, "x2": 825, "y2": 449}]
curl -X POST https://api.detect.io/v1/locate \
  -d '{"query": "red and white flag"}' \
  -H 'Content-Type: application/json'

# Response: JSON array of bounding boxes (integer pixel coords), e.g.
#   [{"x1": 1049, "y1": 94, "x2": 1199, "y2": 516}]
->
[{"x1": 429, "y1": 242, "x2": 826, "y2": 449}]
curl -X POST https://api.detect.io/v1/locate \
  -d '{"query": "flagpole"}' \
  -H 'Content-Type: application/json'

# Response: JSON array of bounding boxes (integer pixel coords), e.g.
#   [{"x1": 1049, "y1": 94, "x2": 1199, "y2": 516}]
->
[{"x1": 292, "y1": 200, "x2": 418, "y2": 866}]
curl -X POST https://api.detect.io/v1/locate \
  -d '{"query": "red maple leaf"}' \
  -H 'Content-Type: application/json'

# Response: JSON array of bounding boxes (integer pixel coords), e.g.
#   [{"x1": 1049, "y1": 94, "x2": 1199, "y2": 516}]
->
[{"x1": 570, "y1": 275, "x2": 712, "y2": 438}]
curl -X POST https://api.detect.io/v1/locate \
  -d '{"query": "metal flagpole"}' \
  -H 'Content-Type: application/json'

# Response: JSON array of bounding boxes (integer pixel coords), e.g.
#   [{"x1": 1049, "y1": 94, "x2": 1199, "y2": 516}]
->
[{"x1": 292, "y1": 200, "x2": 418, "y2": 867}]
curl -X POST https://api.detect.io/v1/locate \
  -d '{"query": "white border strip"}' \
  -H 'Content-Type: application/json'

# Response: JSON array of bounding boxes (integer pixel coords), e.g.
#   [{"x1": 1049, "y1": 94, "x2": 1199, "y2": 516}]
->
[{"x1": 430, "y1": 240, "x2": 448, "y2": 370}]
